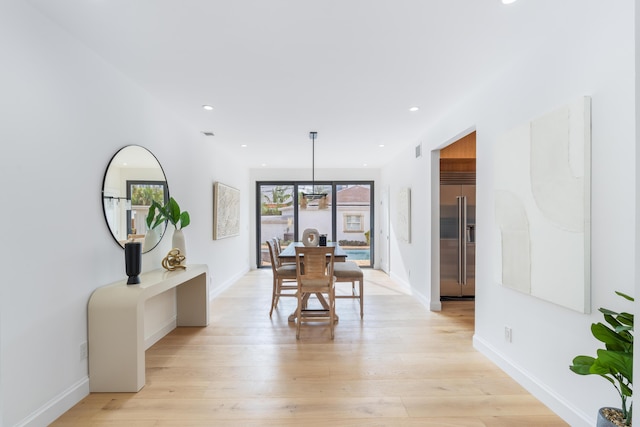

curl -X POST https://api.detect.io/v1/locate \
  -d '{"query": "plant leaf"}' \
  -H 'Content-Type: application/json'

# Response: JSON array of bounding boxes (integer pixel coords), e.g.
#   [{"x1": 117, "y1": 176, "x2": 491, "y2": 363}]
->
[
  {"x1": 592, "y1": 323, "x2": 631, "y2": 350},
  {"x1": 168, "y1": 198, "x2": 180, "y2": 225},
  {"x1": 179, "y1": 211, "x2": 190, "y2": 229},
  {"x1": 615, "y1": 291, "x2": 634, "y2": 302},
  {"x1": 617, "y1": 312, "x2": 634, "y2": 327},
  {"x1": 597, "y1": 349, "x2": 633, "y2": 382},
  {"x1": 569, "y1": 355, "x2": 595, "y2": 375},
  {"x1": 146, "y1": 204, "x2": 157, "y2": 228}
]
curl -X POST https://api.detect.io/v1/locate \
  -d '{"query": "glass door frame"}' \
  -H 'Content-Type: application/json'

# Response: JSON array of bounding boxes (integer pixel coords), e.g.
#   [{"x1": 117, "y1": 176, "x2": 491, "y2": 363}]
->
[{"x1": 256, "y1": 180, "x2": 374, "y2": 268}]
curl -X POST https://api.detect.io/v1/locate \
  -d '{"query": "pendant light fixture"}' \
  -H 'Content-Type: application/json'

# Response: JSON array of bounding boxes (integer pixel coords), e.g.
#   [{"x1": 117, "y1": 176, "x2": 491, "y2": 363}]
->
[{"x1": 302, "y1": 131, "x2": 327, "y2": 201}]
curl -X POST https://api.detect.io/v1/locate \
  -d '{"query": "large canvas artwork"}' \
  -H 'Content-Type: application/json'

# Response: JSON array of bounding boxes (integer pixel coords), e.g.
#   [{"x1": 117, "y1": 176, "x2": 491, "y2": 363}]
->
[
  {"x1": 494, "y1": 96, "x2": 591, "y2": 313},
  {"x1": 213, "y1": 182, "x2": 240, "y2": 240},
  {"x1": 398, "y1": 188, "x2": 411, "y2": 243}
]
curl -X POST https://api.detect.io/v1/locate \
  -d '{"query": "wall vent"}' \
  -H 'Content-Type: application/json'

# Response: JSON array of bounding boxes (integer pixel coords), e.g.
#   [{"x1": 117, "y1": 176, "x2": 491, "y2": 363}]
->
[
  {"x1": 202, "y1": 131, "x2": 215, "y2": 137},
  {"x1": 415, "y1": 143, "x2": 422, "y2": 158}
]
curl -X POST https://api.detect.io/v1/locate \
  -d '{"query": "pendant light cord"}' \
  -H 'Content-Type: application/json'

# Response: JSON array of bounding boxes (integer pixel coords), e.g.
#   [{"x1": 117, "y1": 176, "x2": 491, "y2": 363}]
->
[{"x1": 311, "y1": 132, "x2": 315, "y2": 192}]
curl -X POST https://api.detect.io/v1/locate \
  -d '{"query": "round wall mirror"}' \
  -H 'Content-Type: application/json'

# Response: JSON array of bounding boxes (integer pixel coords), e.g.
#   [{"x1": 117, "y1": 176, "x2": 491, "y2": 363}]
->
[{"x1": 102, "y1": 145, "x2": 169, "y2": 253}]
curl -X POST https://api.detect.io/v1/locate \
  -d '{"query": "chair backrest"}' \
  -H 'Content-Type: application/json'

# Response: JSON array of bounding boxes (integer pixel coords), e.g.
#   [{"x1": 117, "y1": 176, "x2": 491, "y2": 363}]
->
[
  {"x1": 274, "y1": 238, "x2": 283, "y2": 255},
  {"x1": 294, "y1": 246, "x2": 335, "y2": 283},
  {"x1": 266, "y1": 239, "x2": 279, "y2": 270}
]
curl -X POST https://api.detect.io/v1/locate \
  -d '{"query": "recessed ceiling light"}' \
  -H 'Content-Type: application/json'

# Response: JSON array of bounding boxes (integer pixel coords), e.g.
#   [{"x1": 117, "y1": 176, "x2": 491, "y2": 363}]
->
[
  {"x1": 379, "y1": 144, "x2": 385, "y2": 148},
  {"x1": 202, "y1": 105, "x2": 214, "y2": 111},
  {"x1": 409, "y1": 106, "x2": 420, "y2": 112},
  {"x1": 261, "y1": 163, "x2": 267, "y2": 167},
  {"x1": 363, "y1": 163, "x2": 368, "y2": 167},
  {"x1": 501, "y1": 0, "x2": 517, "y2": 4},
  {"x1": 241, "y1": 144, "x2": 247, "y2": 148}
]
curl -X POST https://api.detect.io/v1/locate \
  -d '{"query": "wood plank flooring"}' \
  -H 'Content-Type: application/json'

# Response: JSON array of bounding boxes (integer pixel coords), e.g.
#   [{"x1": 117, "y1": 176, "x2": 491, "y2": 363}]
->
[{"x1": 52, "y1": 269, "x2": 568, "y2": 426}]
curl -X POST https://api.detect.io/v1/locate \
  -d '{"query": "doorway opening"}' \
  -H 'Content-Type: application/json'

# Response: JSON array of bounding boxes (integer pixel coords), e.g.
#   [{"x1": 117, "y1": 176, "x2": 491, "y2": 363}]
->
[{"x1": 436, "y1": 131, "x2": 476, "y2": 304}]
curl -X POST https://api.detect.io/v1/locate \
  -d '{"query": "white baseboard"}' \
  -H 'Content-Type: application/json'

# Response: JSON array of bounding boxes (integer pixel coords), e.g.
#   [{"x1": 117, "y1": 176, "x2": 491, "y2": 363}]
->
[
  {"x1": 407, "y1": 286, "x2": 442, "y2": 312},
  {"x1": 388, "y1": 271, "x2": 411, "y2": 294},
  {"x1": 145, "y1": 316, "x2": 177, "y2": 350},
  {"x1": 209, "y1": 266, "x2": 250, "y2": 300},
  {"x1": 16, "y1": 377, "x2": 89, "y2": 427},
  {"x1": 473, "y1": 334, "x2": 593, "y2": 427}
]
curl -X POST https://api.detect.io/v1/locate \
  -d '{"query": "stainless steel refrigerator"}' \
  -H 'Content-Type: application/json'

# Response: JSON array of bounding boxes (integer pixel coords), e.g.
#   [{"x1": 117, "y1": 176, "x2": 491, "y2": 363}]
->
[{"x1": 440, "y1": 177, "x2": 476, "y2": 298}]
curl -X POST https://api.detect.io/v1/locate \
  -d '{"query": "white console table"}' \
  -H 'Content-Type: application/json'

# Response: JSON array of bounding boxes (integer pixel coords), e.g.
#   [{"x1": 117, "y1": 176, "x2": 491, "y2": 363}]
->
[{"x1": 88, "y1": 264, "x2": 209, "y2": 392}]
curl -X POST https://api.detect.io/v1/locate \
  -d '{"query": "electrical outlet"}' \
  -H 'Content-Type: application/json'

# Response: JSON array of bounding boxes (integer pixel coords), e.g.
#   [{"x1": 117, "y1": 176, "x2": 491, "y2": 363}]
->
[
  {"x1": 504, "y1": 326, "x2": 513, "y2": 343},
  {"x1": 80, "y1": 342, "x2": 88, "y2": 360}
]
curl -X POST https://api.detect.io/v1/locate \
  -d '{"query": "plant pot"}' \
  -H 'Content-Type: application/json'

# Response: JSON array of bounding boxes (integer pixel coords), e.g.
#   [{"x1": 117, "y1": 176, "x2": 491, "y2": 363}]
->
[
  {"x1": 172, "y1": 228, "x2": 187, "y2": 264},
  {"x1": 142, "y1": 227, "x2": 160, "y2": 252},
  {"x1": 597, "y1": 407, "x2": 626, "y2": 427}
]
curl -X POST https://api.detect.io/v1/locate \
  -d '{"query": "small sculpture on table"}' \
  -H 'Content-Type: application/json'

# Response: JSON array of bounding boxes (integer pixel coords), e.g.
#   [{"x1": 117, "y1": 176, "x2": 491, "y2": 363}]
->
[
  {"x1": 302, "y1": 228, "x2": 320, "y2": 247},
  {"x1": 162, "y1": 248, "x2": 186, "y2": 271}
]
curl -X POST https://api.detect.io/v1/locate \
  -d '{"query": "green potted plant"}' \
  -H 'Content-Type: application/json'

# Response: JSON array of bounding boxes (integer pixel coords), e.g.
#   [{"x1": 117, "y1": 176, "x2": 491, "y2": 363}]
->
[
  {"x1": 148, "y1": 197, "x2": 190, "y2": 259},
  {"x1": 569, "y1": 291, "x2": 633, "y2": 426}
]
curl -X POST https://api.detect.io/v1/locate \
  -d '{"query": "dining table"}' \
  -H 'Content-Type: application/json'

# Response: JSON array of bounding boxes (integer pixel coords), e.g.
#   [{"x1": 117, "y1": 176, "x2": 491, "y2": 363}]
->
[
  {"x1": 278, "y1": 242, "x2": 347, "y2": 322},
  {"x1": 277, "y1": 241, "x2": 348, "y2": 264}
]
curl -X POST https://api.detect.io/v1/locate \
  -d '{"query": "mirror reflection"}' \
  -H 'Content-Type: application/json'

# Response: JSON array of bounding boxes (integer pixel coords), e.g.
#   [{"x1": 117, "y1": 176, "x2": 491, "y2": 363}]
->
[{"x1": 102, "y1": 145, "x2": 169, "y2": 253}]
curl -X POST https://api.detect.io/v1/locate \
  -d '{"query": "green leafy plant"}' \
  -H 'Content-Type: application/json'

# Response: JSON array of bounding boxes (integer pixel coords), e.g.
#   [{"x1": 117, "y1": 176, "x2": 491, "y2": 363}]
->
[
  {"x1": 569, "y1": 291, "x2": 634, "y2": 426},
  {"x1": 147, "y1": 197, "x2": 190, "y2": 230}
]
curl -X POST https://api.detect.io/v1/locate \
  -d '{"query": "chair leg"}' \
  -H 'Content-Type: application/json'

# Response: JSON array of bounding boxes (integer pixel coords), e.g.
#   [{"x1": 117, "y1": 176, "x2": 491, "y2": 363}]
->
[
  {"x1": 296, "y1": 292, "x2": 303, "y2": 340},
  {"x1": 330, "y1": 287, "x2": 335, "y2": 339},
  {"x1": 269, "y1": 277, "x2": 278, "y2": 317},
  {"x1": 274, "y1": 279, "x2": 281, "y2": 309},
  {"x1": 359, "y1": 278, "x2": 364, "y2": 319}
]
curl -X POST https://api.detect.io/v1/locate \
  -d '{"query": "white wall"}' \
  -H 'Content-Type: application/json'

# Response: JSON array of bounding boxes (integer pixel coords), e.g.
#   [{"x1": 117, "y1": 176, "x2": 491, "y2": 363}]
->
[
  {"x1": 380, "y1": 1, "x2": 635, "y2": 426},
  {"x1": 0, "y1": 2, "x2": 250, "y2": 425},
  {"x1": 0, "y1": 1, "x2": 635, "y2": 426}
]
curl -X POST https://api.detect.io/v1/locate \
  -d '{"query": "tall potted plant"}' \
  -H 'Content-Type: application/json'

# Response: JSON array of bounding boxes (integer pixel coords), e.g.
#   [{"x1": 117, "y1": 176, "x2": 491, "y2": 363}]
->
[
  {"x1": 149, "y1": 197, "x2": 190, "y2": 259},
  {"x1": 569, "y1": 291, "x2": 633, "y2": 426}
]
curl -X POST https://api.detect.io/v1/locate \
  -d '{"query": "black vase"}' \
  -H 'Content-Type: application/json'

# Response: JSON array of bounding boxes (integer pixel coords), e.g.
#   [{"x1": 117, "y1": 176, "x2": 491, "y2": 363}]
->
[{"x1": 125, "y1": 242, "x2": 142, "y2": 284}]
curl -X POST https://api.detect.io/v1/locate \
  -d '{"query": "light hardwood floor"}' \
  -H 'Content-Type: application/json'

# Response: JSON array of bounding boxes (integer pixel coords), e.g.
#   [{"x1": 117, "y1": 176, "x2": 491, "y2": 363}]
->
[{"x1": 52, "y1": 269, "x2": 568, "y2": 426}]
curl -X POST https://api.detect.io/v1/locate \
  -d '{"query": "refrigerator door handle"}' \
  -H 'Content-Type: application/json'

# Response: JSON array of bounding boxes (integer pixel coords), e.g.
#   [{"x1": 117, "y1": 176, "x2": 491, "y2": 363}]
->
[
  {"x1": 462, "y1": 195, "x2": 468, "y2": 285},
  {"x1": 457, "y1": 196, "x2": 467, "y2": 285}
]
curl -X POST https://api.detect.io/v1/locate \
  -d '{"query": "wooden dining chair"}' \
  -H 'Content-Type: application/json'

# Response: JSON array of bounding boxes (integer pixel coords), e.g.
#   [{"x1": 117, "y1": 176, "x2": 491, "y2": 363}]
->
[
  {"x1": 267, "y1": 239, "x2": 297, "y2": 317},
  {"x1": 294, "y1": 246, "x2": 336, "y2": 340},
  {"x1": 334, "y1": 261, "x2": 364, "y2": 319},
  {"x1": 274, "y1": 239, "x2": 295, "y2": 266}
]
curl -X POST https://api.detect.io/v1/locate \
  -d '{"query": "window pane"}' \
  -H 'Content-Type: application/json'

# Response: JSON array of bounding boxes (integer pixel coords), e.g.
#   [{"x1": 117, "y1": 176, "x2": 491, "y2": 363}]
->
[
  {"x1": 258, "y1": 184, "x2": 294, "y2": 266},
  {"x1": 298, "y1": 183, "x2": 332, "y2": 242},
  {"x1": 336, "y1": 184, "x2": 371, "y2": 266}
]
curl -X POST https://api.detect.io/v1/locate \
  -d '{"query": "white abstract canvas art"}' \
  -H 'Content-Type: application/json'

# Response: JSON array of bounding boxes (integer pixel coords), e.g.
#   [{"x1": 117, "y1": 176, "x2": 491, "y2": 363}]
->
[
  {"x1": 494, "y1": 96, "x2": 591, "y2": 313},
  {"x1": 398, "y1": 188, "x2": 411, "y2": 243}
]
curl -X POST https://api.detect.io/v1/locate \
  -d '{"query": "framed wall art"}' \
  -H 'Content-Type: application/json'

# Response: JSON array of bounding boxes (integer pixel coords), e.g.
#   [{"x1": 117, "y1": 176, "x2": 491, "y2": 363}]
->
[
  {"x1": 213, "y1": 182, "x2": 240, "y2": 240},
  {"x1": 398, "y1": 187, "x2": 411, "y2": 243}
]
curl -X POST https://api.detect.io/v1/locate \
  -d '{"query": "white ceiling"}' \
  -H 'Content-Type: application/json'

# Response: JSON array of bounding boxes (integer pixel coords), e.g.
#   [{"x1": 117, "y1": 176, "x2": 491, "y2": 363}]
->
[{"x1": 26, "y1": 0, "x2": 546, "y2": 169}]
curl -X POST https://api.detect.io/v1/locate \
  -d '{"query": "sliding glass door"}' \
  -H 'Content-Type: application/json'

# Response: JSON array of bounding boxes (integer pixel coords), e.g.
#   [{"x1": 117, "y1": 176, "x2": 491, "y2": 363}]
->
[
  {"x1": 257, "y1": 181, "x2": 373, "y2": 268},
  {"x1": 335, "y1": 184, "x2": 372, "y2": 266},
  {"x1": 258, "y1": 184, "x2": 295, "y2": 267}
]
